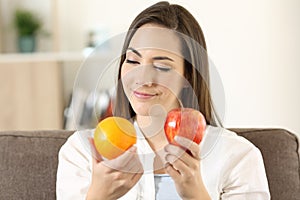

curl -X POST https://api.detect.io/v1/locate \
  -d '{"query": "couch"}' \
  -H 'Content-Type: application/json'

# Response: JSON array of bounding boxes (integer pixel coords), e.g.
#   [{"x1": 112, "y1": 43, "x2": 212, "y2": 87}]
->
[{"x1": 0, "y1": 128, "x2": 299, "y2": 200}]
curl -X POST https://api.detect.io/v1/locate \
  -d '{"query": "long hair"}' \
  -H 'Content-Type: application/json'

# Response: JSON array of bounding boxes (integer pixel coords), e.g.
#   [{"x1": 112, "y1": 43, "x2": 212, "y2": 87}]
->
[{"x1": 114, "y1": 1, "x2": 221, "y2": 126}]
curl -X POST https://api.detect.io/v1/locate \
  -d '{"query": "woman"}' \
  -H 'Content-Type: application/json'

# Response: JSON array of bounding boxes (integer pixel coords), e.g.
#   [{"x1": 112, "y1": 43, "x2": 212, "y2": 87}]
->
[{"x1": 57, "y1": 2, "x2": 270, "y2": 199}]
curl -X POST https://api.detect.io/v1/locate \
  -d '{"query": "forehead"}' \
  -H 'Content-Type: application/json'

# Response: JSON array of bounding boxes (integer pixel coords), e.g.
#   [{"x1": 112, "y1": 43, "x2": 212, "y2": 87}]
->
[{"x1": 128, "y1": 25, "x2": 182, "y2": 56}]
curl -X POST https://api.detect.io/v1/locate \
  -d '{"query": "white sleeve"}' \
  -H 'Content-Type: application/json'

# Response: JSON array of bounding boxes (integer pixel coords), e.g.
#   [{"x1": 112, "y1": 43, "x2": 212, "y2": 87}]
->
[
  {"x1": 220, "y1": 147, "x2": 271, "y2": 200},
  {"x1": 56, "y1": 131, "x2": 92, "y2": 200}
]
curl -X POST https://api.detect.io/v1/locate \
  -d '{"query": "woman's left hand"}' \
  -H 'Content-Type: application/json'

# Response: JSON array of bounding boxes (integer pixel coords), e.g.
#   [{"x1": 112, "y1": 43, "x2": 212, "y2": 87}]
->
[{"x1": 164, "y1": 136, "x2": 211, "y2": 200}]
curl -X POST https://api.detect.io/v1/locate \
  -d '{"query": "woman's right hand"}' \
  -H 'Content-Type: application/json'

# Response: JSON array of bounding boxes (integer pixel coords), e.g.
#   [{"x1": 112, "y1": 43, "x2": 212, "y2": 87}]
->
[{"x1": 86, "y1": 139, "x2": 143, "y2": 200}]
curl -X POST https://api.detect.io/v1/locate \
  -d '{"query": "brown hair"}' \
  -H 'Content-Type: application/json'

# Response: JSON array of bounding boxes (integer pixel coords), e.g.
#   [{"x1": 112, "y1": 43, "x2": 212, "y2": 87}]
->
[{"x1": 114, "y1": 1, "x2": 221, "y2": 126}]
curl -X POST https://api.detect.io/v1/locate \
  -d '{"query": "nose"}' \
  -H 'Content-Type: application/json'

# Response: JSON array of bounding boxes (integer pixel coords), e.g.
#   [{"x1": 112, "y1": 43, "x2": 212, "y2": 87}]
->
[{"x1": 135, "y1": 64, "x2": 156, "y2": 87}]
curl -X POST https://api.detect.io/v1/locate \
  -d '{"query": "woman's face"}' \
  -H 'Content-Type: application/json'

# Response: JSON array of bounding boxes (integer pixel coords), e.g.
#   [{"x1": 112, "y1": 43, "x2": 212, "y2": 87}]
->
[{"x1": 121, "y1": 24, "x2": 186, "y2": 116}]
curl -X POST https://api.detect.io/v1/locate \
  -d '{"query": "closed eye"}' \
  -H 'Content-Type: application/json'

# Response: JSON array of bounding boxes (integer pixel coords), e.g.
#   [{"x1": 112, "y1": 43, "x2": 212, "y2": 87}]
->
[
  {"x1": 126, "y1": 59, "x2": 140, "y2": 64},
  {"x1": 153, "y1": 64, "x2": 171, "y2": 72}
]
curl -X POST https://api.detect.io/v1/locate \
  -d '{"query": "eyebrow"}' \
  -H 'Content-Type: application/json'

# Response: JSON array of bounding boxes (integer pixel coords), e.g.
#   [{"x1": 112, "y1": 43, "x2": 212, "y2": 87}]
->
[
  {"x1": 127, "y1": 47, "x2": 142, "y2": 57},
  {"x1": 152, "y1": 56, "x2": 174, "y2": 62},
  {"x1": 127, "y1": 47, "x2": 174, "y2": 62}
]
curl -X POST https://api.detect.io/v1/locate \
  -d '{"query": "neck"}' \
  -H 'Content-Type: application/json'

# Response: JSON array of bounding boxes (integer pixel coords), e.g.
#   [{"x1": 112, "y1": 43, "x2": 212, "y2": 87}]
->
[{"x1": 136, "y1": 114, "x2": 168, "y2": 151}]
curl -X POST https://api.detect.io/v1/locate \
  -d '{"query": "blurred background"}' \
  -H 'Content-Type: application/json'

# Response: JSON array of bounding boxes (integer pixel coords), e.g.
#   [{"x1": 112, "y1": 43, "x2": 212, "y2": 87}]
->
[{"x1": 0, "y1": 0, "x2": 299, "y2": 136}]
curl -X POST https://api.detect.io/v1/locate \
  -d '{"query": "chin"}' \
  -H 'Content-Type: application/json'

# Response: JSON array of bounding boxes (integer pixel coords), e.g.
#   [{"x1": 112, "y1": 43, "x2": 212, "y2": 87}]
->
[
  {"x1": 132, "y1": 103, "x2": 170, "y2": 117},
  {"x1": 132, "y1": 105, "x2": 152, "y2": 116}
]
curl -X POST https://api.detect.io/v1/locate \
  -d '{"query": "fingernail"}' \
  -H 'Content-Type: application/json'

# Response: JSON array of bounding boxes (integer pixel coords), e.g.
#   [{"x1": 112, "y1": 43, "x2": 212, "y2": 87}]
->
[
  {"x1": 174, "y1": 136, "x2": 183, "y2": 145},
  {"x1": 88, "y1": 137, "x2": 93, "y2": 144},
  {"x1": 164, "y1": 162, "x2": 171, "y2": 168},
  {"x1": 164, "y1": 145, "x2": 169, "y2": 152},
  {"x1": 129, "y1": 146, "x2": 137, "y2": 152},
  {"x1": 165, "y1": 154, "x2": 170, "y2": 162},
  {"x1": 174, "y1": 135, "x2": 180, "y2": 141}
]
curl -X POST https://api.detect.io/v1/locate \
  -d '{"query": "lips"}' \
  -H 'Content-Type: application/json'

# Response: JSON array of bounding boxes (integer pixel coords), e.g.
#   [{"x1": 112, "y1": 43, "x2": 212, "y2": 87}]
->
[{"x1": 133, "y1": 90, "x2": 157, "y2": 99}]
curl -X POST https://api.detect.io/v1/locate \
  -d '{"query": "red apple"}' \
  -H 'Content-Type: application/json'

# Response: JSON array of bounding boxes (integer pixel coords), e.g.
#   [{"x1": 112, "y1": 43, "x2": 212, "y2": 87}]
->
[{"x1": 164, "y1": 108, "x2": 206, "y2": 146}]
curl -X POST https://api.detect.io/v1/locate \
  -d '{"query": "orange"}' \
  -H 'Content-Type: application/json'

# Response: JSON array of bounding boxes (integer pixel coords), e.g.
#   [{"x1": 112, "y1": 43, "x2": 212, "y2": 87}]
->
[{"x1": 94, "y1": 117, "x2": 137, "y2": 160}]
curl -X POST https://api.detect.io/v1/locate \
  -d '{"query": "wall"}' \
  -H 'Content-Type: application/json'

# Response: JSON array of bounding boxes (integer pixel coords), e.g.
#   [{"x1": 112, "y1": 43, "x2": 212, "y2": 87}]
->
[
  {"x1": 195, "y1": 0, "x2": 300, "y2": 134},
  {"x1": 58, "y1": 0, "x2": 300, "y2": 135},
  {"x1": 0, "y1": 2, "x2": 2, "y2": 52},
  {"x1": 1, "y1": 0, "x2": 299, "y2": 135},
  {"x1": 0, "y1": 0, "x2": 53, "y2": 52}
]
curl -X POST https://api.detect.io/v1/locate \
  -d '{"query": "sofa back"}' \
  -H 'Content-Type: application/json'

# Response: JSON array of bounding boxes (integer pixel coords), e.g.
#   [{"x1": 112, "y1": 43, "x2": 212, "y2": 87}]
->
[
  {"x1": 0, "y1": 130, "x2": 73, "y2": 200},
  {"x1": 0, "y1": 129, "x2": 299, "y2": 200}
]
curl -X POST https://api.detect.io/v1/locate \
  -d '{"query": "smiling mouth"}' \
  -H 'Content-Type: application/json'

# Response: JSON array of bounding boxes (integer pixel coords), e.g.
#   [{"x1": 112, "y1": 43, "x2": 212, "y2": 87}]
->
[{"x1": 133, "y1": 91, "x2": 157, "y2": 99}]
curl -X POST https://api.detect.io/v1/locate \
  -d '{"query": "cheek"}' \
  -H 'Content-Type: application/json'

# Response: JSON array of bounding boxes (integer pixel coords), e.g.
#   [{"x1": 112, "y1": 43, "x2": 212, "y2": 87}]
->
[
  {"x1": 120, "y1": 63, "x2": 130, "y2": 79},
  {"x1": 161, "y1": 86, "x2": 179, "y2": 99},
  {"x1": 157, "y1": 71, "x2": 185, "y2": 96},
  {"x1": 120, "y1": 64, "x2": 134, "y2": 95}
]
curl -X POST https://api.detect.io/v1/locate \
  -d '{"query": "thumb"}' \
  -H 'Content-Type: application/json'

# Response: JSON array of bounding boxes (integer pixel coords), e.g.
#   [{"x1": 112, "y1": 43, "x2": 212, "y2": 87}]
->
[{"x1": 88, "y1": 137, "x2": 103, "y2": 165}]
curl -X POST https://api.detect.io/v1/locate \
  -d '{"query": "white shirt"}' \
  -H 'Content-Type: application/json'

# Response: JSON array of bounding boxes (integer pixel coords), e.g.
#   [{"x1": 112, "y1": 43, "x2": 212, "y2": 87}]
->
[{"x1": 56, "y1": 124, "x2": 270, "y2": 200}]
